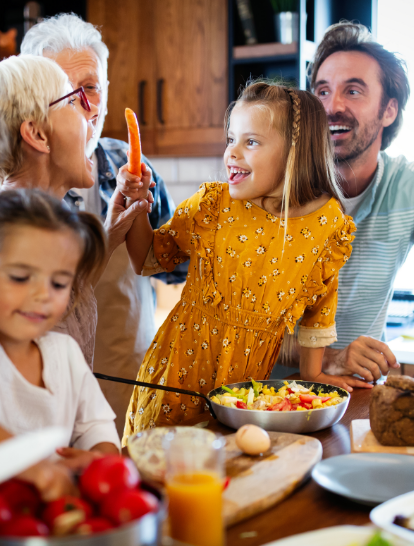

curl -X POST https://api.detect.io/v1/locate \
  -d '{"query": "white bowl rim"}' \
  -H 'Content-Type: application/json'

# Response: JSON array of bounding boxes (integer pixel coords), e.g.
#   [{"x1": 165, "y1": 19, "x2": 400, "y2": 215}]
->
[{"x1": 370, "y1": 490, "x2": 414, "y2": 543}]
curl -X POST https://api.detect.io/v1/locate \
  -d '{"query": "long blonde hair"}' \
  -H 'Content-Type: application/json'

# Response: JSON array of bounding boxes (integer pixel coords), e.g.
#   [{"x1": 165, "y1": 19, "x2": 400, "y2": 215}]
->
[{"x1": 224, "y1": 80, "x2": 343, "y2": 227}]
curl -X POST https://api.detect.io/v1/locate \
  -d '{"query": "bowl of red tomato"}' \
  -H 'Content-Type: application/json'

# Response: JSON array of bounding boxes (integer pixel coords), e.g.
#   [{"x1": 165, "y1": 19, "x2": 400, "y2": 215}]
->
[{"x1": 0, "y1": 456, "x2": 164, "y2": 545}]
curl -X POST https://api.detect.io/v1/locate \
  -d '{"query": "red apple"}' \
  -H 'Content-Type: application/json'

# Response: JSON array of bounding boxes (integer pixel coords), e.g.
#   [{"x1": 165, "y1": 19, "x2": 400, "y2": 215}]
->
[
  {"x1": 100, "y1": 488, "x2": 159, "y2": 525},
  {"x1": 0, "y1": 495, "x2": 11, "y2": 524},
  {"x1": 0, "y1": 479, "x2": 40, "y2": 516},
  {"x1": 80, "y1": 456, "x2": 140, "y2": 503},
  {"x1": 76, "y1": 517, "x2": 114, "y2": 535},
  {"x1": 42, "y1": 496, "x2": 93, "y2": 536},
  {"x1": 0, "y1": 515, "x2": 48, "y2": 537}
]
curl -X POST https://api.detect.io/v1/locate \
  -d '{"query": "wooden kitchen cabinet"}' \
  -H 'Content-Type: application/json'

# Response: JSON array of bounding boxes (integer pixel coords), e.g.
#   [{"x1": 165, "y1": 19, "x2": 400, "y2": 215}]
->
[{"x1": 87, "y1": 0, "x2": 228, "y2": 157}]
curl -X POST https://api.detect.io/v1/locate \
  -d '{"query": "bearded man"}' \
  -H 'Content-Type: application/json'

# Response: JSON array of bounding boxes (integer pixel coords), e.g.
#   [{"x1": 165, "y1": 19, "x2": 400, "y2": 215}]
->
[
  {"x1": 21, "y1": 14, "x2": 187, "y2": 435},
  {"x1": 309, "y1": 22, "x2": 413, "y2": 387}
]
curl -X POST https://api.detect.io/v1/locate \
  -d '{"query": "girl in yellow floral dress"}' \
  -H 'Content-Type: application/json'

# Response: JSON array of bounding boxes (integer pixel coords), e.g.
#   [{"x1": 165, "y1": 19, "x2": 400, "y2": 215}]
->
[{"x1": 118, "y1": 81, "x2": 358, "y2": 441}]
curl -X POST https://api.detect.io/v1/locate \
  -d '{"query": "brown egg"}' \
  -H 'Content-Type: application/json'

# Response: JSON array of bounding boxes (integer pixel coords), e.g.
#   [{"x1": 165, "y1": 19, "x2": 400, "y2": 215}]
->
[{"x1": 235, "y1": 424, "x2": 271, "y2": 455}]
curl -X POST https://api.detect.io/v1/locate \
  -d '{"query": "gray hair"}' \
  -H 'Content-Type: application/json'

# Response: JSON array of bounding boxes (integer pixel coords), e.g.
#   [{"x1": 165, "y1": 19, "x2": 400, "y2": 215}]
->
[
  {"x1": 0, "y1": 54, "x2": 70, "y2": 178},
  {"x1": 21, "y1": 13, "x2": 109, "y2": 80}
]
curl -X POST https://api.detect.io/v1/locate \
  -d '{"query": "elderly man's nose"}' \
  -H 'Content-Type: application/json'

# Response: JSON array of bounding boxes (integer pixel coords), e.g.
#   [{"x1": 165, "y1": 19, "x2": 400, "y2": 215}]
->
[{"x1": 88, "y1": 102, "x2": 99, "y2": 122}]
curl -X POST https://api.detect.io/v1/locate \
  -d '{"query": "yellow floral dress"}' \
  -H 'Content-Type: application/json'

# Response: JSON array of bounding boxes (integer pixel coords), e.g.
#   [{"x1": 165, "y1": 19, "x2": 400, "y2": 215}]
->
[{"x1": 122, "y1": 182, "x2": 355, "y2": 443}]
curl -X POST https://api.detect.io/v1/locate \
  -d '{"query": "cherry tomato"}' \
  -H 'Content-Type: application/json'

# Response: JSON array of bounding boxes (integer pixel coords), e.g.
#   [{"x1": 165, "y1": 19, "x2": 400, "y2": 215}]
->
[
  {"x1": 76, "y1": 517, "x2": 114, "y2": 535},
  {"x1": 0, "y1": 515, "x2": 49, "y2": 537},
  {"x1": 42, "y1": 496, "x2": 93, "y2": 536},
  {"x1": 0, "y1": 495, "x2": 11, "y2": 524},
  {"x1": 236, "y1": 401, "x2": 247, "y2": 409},
  {"x1": 0, "y1": 479, "x2": 40, "y2": 516},
  {"x1": 101, "y1": 489, "x2": 158, "y2": 525},
  {"x1": 80, "y1": 456, "x2": 140, "y2": 503}
]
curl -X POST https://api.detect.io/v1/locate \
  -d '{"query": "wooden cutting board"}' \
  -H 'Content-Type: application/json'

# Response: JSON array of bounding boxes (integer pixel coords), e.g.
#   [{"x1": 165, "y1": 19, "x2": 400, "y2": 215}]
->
[
  {"x1": 223, "y1": 431, "x2": 322, "y2": 526},
  {"x1": 350, "y1": 419, "x2": 414, "y2": 455}
]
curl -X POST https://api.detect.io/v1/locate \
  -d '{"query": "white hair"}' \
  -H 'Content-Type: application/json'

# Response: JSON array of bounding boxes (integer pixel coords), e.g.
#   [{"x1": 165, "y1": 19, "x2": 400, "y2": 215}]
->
[
  {"x1": 21, "y1": 13, "x2": 109, "y2": 80},
  {"x1": 0, "y1": 54, "x2": 70, "y2": 178},
  {"x1": 21, "y1": 13, "x2": 109, "y2": 156},
  {"x1": 0, "y1": 117, "x2": 10, "y2": 170}
]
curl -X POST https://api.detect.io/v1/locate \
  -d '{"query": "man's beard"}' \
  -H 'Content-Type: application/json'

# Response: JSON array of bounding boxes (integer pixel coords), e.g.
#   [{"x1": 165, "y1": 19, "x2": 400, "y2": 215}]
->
[{"x1": 329, "y1": 110, "x2": 384, "y2": 164}]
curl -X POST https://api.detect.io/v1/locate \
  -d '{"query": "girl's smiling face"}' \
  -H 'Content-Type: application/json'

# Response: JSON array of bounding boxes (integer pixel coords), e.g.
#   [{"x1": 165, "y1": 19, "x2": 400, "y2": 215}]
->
[
  {"x1": 224, "y1": 103, "x2": 287, "y2": 209},
  {"x1": 0, "y1": 226, "x2": 82, "y2": 345}
]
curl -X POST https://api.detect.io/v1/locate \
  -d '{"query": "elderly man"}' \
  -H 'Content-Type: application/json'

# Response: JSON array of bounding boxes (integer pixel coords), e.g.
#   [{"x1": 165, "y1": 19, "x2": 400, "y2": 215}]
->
[
  {"x1": 309, "y1": 22, "x2": 413, "y2": 384},
  {"x1": 21, "y1": 14, "x2": 187, "y2": 436}
]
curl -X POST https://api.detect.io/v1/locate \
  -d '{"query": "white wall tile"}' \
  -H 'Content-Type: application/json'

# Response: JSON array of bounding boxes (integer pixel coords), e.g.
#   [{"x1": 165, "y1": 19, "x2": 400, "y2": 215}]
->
[
  {"x1": 176, "y1": 157, "x2": 223, "y2": 183},
  {"x1": 166, "y1": 182, "x2": 201, "y2": 207},
  {"x1": 148, "y1": 157, "x2": 178, "y2": 183}
]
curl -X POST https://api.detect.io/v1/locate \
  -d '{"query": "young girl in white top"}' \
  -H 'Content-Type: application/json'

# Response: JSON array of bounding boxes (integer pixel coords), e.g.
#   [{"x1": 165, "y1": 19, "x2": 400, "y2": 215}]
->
[{"x1": 0, "y1": 189, "x2": 120, "y2": 455}]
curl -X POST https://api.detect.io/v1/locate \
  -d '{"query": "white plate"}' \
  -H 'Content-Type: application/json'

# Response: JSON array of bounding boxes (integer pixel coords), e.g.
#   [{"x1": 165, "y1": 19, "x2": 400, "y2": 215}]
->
[
  {"x1": 312, "y1": 453, "x2": 414, "y2": 506},
  {"x1": 371, "y1": 491, "x2": 414, "y2": 544},
  {"x1": 262, "y1": 525, "x2": 374, "y2": 546},
  {"x1": 0, "y1": 426, "x2": 68, "y2": 483}
]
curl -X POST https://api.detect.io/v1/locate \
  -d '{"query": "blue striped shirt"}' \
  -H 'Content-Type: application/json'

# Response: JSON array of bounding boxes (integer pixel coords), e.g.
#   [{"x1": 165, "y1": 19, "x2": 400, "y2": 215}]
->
[{"x1": 334, "y1": 152, "x2": 414, "y2": 348}]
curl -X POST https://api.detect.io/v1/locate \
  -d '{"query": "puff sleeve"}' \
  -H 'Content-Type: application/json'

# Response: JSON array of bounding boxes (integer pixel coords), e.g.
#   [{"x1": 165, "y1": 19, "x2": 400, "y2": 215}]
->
[
  {"x1": 142, "y1": 193, "x2": 199, "y2": 276},
  {"x1": 298, "y1": 216, "x2": 356, "y2": 348}
]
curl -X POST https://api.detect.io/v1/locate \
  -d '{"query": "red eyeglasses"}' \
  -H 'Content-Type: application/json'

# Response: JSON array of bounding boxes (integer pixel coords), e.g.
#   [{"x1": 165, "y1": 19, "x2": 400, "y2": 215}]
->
[{"x1": 49, "y1": 86, "x2": 91, "y2": 112}]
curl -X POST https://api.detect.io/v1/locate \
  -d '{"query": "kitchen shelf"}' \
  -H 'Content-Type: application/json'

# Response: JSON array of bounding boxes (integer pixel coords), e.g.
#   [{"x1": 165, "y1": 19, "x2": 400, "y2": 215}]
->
[
  {"x1": 233, "y1": 42, "x2": 297, "y2": 60},
  {"x1": 232, "y1": 40, "x2": 317, "y2": 65}
]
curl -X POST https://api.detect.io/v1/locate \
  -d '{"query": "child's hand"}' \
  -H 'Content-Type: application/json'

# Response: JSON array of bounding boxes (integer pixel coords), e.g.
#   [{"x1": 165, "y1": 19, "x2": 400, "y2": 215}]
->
[
  {"x1": 56, "y1": 447, "x2": 103, "y2": 473},
  {"x1": 18, "y1": 460, "x2": 77, "y2": 502},
  {"x1": 117, "y1": 162, "x2": 155, "y2": 209}
]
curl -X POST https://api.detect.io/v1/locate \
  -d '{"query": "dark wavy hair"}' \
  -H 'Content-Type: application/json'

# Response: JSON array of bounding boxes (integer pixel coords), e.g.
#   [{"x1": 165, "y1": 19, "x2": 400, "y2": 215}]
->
[
  {"x1": 0, "y1": 188, "x2": 107, "y2": 304},
  {"x1": 308, "y1": 21, "x2": 410, "y2": 150}
]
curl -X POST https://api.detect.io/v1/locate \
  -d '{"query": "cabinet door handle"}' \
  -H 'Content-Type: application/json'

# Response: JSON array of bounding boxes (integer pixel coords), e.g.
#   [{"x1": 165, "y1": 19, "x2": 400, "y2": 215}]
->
[
  {"x1": 139, "y1": 80, "x2": 147, "y2": 126},
  {"x1": 157, "y1": 78, "x2": 165, "y2": 125}
]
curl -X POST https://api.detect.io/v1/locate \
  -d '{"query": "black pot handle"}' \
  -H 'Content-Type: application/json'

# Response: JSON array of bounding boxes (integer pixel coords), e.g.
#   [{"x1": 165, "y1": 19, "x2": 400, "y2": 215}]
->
[{"x1": 94, "y1": 372, "x2": 217, "y2": 419}]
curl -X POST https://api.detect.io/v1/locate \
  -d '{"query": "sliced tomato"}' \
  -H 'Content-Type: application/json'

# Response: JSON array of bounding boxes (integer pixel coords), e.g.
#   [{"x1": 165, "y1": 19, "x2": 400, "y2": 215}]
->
[
  {"x1": 267, "y1": 401, "x2": 284, "y2": 411},
  {"x1": 267, "y1": 399, "x2": 293, "y2": 412},
  {"x1": 299, "y1": 394, "x2": 318, "y2": 403},
  {"x1": 300, "y1": 402, "x2": 312, "y2": 409},
  {"x1": 299, "y1": 394, "x2": 330, "y2": 404},
  {"x1": 280, "y1": 399, "x2": 292, "y2": 411},
  {"x1": 287, "y1": 388, "x2": 294, "y2": 394},
  {"x1": 236, "y1": 401, "x2": 247, "y2": 410}
]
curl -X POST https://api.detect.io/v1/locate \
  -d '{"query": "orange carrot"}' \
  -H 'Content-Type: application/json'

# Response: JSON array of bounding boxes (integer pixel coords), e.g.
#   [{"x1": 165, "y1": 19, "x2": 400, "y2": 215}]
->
[{"x1": 125, "y1": 108, "x2": 142, "y2": 177}]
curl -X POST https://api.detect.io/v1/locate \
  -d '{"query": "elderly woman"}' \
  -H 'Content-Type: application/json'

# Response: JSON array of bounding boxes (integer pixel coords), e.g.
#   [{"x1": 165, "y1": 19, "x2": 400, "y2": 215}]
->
[{"x1": 0, "y1": 54, "x2": 148, "y2": 367}]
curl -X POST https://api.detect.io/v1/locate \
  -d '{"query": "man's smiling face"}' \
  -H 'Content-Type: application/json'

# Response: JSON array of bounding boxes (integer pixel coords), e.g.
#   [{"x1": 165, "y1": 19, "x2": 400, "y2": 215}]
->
[{"x1": 314, "y1": 51, "x2": 389, "y2": 163}]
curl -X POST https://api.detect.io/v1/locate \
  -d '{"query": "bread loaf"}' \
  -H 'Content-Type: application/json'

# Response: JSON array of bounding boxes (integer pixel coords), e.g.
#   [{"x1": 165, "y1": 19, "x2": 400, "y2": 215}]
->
[{"x1": 369, "y1": 375, "x2": 414, "y2": 446}]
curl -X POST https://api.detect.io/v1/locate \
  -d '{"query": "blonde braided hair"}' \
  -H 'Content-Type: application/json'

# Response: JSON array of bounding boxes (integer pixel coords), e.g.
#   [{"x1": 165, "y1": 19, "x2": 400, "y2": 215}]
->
[
  {"x1": 280, "y1": 88, "x2": 301, "y2": 235},
  {"x1": 288, "y1": 89, "x2": 301, "y2": 147}
]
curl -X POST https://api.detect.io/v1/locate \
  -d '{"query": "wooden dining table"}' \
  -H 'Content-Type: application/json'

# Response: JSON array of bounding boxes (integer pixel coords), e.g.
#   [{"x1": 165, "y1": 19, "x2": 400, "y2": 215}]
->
[{"x1": 186, "y1": 375, "x2": 373, "y2": 546}]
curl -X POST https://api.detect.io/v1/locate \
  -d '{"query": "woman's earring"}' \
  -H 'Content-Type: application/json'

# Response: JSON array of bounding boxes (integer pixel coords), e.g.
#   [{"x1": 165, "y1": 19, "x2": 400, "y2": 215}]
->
[{"x1": 46, "y1": 145, "x2": 50, "y2": 152}]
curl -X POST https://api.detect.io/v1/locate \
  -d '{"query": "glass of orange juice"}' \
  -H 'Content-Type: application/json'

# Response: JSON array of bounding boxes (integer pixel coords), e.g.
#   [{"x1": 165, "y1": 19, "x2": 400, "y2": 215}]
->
[{"x1": 163, "y1": 430, "x2": 225, "y2": 546}]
